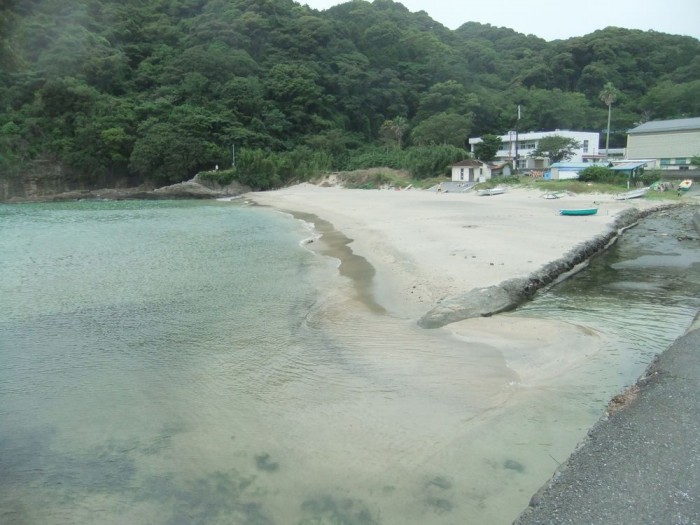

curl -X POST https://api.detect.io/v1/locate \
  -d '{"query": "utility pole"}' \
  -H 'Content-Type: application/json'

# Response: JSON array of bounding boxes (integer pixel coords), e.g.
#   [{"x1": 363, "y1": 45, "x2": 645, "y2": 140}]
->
[
  {"x1": 514, "y1": 105, "x2": 521, "y2": 172},
  {"x1": 605, "y1": 103, "x2": 612, "y2": 162},
  {"x1": 232, "y1": 144, "x2": 235, "y2": 167}
]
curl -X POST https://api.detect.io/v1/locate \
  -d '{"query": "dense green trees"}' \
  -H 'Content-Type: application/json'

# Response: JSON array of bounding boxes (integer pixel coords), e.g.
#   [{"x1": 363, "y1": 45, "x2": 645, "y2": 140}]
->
[
  {"x1": 531, "y1": 136, "x2": 581, "y2": 163},
  {"x1": 473, "y1": 134, "x2": 502, "y2": 162},
  {"x1": 1, "y1": 0, "x2": 699, "y2": 189}
]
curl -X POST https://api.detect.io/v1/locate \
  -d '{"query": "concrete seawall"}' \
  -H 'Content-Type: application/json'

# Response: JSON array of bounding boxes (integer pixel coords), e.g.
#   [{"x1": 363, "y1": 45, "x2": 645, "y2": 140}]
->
[
  {"x1": 513, "y1": 208, "x2": 700, "y2": 524},
  {"x1": 419, "y1": 206, "x2": 677, "y2": 328},
  {"x1": 513, "y1": 320, "x2": 700, "y2": 524}
]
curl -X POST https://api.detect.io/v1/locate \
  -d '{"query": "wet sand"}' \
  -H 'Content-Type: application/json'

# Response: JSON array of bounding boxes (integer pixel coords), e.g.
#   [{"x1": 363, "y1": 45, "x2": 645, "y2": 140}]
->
[
  {"x1": 249, "y1": 184, "x2": 659, "y2": 322},
  {"x1": 247, "y1": 184, "x2": 674, "y2": 523}
]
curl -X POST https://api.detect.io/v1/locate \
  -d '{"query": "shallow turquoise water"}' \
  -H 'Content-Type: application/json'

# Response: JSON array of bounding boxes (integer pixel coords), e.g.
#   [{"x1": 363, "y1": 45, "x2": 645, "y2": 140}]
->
[{"x1": 1, "y1": 200, "x2": 698, "y2": 525}]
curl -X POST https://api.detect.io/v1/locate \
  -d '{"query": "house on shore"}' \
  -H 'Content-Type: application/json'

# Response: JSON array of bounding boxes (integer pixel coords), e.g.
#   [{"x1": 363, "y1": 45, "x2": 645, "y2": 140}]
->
[
  {"x1": 626, "y1": 117, "x2": 700, "y2": 171},
  {"x1": 450, "y1": 160, "x2": 493, "y2": 183},
  {"x1": 469, "y1": 130, "x2": 601, "y2": 172}
]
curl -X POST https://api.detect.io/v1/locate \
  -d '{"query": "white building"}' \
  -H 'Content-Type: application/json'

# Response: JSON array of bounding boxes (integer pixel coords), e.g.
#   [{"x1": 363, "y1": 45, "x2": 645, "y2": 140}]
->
[
  {"x1": 469, "y1": 130, "x2": 602, "y2": 171},
  {"x1": 450, "y1": 159, "x2": 492, "y2": 183}
]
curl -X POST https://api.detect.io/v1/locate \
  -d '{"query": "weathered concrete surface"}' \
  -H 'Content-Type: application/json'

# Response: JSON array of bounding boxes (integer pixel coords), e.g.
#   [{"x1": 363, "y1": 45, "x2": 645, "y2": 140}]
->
[
  {"x1": 513, "y1": 320, "x2": 700, "y2": 525},
  {"x1": 418, "y1": 207, "x2": 655, "y2": 328}
]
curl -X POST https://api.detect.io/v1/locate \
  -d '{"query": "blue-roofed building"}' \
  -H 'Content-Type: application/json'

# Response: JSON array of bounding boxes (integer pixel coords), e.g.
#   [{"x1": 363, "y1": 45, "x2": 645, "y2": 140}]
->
[
  {"x1": 544, "y1": 162, "x2": 596, "y2": 180},
  {"x1": 627, "y1": 117, "x2": 700, "y2": 171}
]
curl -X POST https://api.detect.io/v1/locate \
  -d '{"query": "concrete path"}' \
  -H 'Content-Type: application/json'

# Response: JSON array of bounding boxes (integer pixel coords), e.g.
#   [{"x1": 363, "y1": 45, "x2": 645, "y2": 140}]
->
[{"x1": 514, "y1": 319, "x2": 700, "y2": 525}]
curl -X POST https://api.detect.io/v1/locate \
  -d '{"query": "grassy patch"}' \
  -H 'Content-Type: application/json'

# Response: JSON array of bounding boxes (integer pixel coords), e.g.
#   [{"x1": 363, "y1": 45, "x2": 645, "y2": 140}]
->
[
  {"x1": 197, "y1": 169, "x2": 237, "y2": 186},
  {"x1": 325, "y1": 169, "x2": 413, "y2": 189}
]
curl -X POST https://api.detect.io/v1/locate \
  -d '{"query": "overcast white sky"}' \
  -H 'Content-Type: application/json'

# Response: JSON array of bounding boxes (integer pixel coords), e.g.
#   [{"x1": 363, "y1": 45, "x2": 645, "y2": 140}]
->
[{"x1": 302, "y1": 0, "x2": 700, "y2": 41}]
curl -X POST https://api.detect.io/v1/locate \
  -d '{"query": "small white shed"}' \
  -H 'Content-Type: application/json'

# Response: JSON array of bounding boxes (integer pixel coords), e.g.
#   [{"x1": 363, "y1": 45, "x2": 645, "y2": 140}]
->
[{"x1": 451, "y1": 160, "x2": 492, "y2": 183}]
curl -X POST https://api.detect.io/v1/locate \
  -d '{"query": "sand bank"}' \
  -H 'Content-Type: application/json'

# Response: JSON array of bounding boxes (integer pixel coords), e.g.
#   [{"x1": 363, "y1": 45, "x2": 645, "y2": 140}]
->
[{"x1": 249, "y1": 184, "x2": 660, "y2": 322}]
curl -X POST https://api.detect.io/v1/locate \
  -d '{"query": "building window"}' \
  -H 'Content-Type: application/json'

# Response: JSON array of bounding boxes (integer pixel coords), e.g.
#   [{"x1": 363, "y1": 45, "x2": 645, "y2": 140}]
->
[
  {"x1": 582, "y1": 140, "x2": 589, "y2": 153},
  {"x1": 675, "y1": 158, "x2": 688, "y2": 165},
  {"x1": 660, "y1": 158, "x2": 671, "y2": 166},
  {"x1": 460, "y1": 168, "x2": 464, "y2": 181}
]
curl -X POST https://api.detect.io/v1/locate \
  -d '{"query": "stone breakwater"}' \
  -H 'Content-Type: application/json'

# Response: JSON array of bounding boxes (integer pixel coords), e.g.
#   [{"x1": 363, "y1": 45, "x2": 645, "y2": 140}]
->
[{"x1": 418, "y1": 206, "x2": 678, "y2": 328}]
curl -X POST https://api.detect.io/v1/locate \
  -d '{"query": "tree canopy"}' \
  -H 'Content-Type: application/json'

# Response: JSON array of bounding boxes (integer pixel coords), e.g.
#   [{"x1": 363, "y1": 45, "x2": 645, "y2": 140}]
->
[
  {"x1": 530, "y1": 136, "x2": 581, "y2": 163},
  {"x1": 1, "y1": 0, "x2": 699, "y2": 188},
  {"x1": 473, "y1": 134, "x2": 503, "y2": 162}
]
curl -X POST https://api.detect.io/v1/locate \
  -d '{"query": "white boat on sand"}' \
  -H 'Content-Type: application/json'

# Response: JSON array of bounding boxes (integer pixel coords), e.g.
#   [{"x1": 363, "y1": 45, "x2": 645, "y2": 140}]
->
[
  {"x1": 541, "y1": 191, "x2": 566, "y2": 199},
  {"x1": 614, "y1": 187, "x2": 649, "y2": 200},
  {"x1": 477, "y1": 187, "x2": 506, "y2": 196}
]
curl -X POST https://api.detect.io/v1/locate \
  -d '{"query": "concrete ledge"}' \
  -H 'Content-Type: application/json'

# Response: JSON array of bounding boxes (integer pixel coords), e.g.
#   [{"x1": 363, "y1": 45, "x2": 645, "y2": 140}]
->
[
  {"x1": 419, "y1": 206, "x2": 677, "y2": 328},
  {"x1": 513, "y1": 321, "x2": 700, "y2": 525}
]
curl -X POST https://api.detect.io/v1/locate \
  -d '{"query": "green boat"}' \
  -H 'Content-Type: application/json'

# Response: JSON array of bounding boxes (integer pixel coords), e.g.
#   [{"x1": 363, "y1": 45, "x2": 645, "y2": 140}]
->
[{"x1": 559, "y1": 208, "x2": 598, "y2": 216}]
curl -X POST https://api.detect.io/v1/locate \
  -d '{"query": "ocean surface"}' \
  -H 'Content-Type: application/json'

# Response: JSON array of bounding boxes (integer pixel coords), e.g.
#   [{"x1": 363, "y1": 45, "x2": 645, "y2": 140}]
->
[{"x1": 1, "y1": 200, "x2": 698, "y2": 525}]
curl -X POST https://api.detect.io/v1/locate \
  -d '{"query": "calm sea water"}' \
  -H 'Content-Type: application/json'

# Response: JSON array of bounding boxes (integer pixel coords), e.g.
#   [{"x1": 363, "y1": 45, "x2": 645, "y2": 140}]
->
[{"x1": 1, "y1": 200, "x2": 698, "y2": 525}]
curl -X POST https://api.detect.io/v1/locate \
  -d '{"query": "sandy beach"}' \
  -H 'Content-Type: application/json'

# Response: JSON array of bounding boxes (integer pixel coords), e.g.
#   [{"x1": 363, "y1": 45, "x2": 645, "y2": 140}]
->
[
  {"x1": 246, "y1": 183, "x2": 685, "y2": 523},
  {"x1": 250, "y1": 184, "x2": 659, "y2": 322}
]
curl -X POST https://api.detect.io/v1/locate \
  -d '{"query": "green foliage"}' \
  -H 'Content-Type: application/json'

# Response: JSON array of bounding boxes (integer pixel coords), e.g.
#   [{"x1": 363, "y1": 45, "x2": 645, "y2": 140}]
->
[
  {"x1": 198, "y1": 168, "x2": 237, "y2": 186},
  {"x1": 1, "y1": 0, "x2": 699, "y2": 189},
  {"x1": 341, "y1": 145, "x2": 467, "y2": 179},
  {"x1": 599, "y1": 81, "x2": 621, "y2": 107},
  {"x1": 578, "y1": 165, "x2": 623, "y2": 184},
  {"x1": 342, "y1": 171, "x2": 405, "y2": 190},
  {"x1": 531, "y1": 135, "x2": 581, "y2": 163},
  {"x1": 473, "y1": 134, "x2": 502, "y2": 161},
  {"x1": 402, "y1": 145, "x2": 468, "y2": 178},
  {"x1": 379, "y1": 117, "x2": 409, "y2": 149},
  {"x1": 198, "y1": 146, "x2": 334, "y2": 191},
  {"x1": 410, "y1": 112, "x2": 472, "y2": 147}
]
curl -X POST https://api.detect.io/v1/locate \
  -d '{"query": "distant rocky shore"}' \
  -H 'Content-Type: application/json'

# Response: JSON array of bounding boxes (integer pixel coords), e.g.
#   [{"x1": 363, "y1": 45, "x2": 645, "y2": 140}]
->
[{"x1": 1, "y1": 173, "x2": 250, "y2": 203}]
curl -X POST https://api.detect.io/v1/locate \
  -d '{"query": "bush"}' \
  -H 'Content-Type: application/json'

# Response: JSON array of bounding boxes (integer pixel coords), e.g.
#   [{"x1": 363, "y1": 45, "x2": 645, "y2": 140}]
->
[
  {"x1": 198, "y1": 169, "x2": 237, "y2": 186},
  {"x1": 339, "y1": 145, "x2": 469, "y2": 179},
  {"x1": 578, "y1": 165, "x2": 622, "y2": 184}
]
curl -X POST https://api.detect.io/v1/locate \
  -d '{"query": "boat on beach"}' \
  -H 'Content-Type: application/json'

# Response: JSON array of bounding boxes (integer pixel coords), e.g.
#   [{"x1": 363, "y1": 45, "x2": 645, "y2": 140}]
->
[
  {"x1": 559, "y1": 208, "x2": 598, "y2": 216},
  {"x1": 678, "y1": 179, "x2": 693, "y2": 192},
  {"x1": 614, "y1": 187, "x2": 650, "y2": 200},
  {"x1": 477, "y1": 187, "x2": 506, "y2": 196},
  {"x1": 541, "y1": 191, "x2": 566, "y2": 199}
]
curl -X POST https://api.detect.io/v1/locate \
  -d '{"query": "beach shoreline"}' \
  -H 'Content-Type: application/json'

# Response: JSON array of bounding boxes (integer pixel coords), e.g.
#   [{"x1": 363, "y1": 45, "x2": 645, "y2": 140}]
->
[{"x1": 248, "y1": 184, "x2": 668, "y2": 326}]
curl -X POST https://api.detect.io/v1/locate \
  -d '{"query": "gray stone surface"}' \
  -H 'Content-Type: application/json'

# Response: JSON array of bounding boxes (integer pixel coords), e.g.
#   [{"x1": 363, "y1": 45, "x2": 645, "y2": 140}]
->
[
  {"x1": 4, "y1": 176, "x2": 250, "y2": 202},
  {"x1": 513, "y1": 323, "x2": 700, "y2": 525},
  {"x1": 418, "y1": 207, "x2": 663, "y2": 328}
]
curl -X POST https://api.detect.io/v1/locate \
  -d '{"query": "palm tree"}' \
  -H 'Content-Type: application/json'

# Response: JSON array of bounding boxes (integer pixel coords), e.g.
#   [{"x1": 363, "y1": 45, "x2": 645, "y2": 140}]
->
[
  {"x1": 380, "y1": 117, "x2": 409, "y2": 150},
  {"x1": 599, "y1": 82, "x2": 620, "y2": 161}
]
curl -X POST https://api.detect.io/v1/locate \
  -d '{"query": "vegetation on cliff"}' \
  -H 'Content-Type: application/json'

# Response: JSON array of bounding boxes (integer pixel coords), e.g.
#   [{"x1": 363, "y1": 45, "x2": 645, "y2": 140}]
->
[{"x1": 1, "y1": 0, "x2": 699, "y2": 190}]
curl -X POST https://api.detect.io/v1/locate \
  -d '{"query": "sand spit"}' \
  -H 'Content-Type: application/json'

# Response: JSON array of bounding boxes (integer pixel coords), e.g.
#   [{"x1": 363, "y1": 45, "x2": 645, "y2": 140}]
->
[{"x1": 249, "y1": 184, "x2": 670, "y2": 326}]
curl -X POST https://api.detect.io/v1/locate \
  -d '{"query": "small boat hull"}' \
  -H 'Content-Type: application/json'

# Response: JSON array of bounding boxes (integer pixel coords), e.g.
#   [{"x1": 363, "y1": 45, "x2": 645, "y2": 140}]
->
[
  {"x1": 542, "y1": 192, "x2": 564, "y2": 199},
  {"x1": 614, "y1": 187, "x2": 649, "y2": 200},
  {"x1": 477, "y1": 187, "x2": 506, "y2": 196},
  {"x1": 678, "y1": 179, "x2": 693, "y2": 192},
  {"x1": 559, "y1": 208, "x2": 598, "y2": 216}
]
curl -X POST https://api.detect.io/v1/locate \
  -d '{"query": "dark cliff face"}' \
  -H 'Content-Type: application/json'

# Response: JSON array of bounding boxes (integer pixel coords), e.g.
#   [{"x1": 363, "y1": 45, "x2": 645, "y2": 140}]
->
[
  {"x1": 0, "y1": 159, "x2": 140, "y2": 202},
  {"x1": 0, "y1": 160, "x2": 250, "y2": 202}
]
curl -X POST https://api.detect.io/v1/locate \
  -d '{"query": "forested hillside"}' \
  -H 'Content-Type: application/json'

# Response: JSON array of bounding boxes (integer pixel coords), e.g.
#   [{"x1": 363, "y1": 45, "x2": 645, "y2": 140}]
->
[{"x1": 1, "y1": 0, "x2": 699, "y2": 190}]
